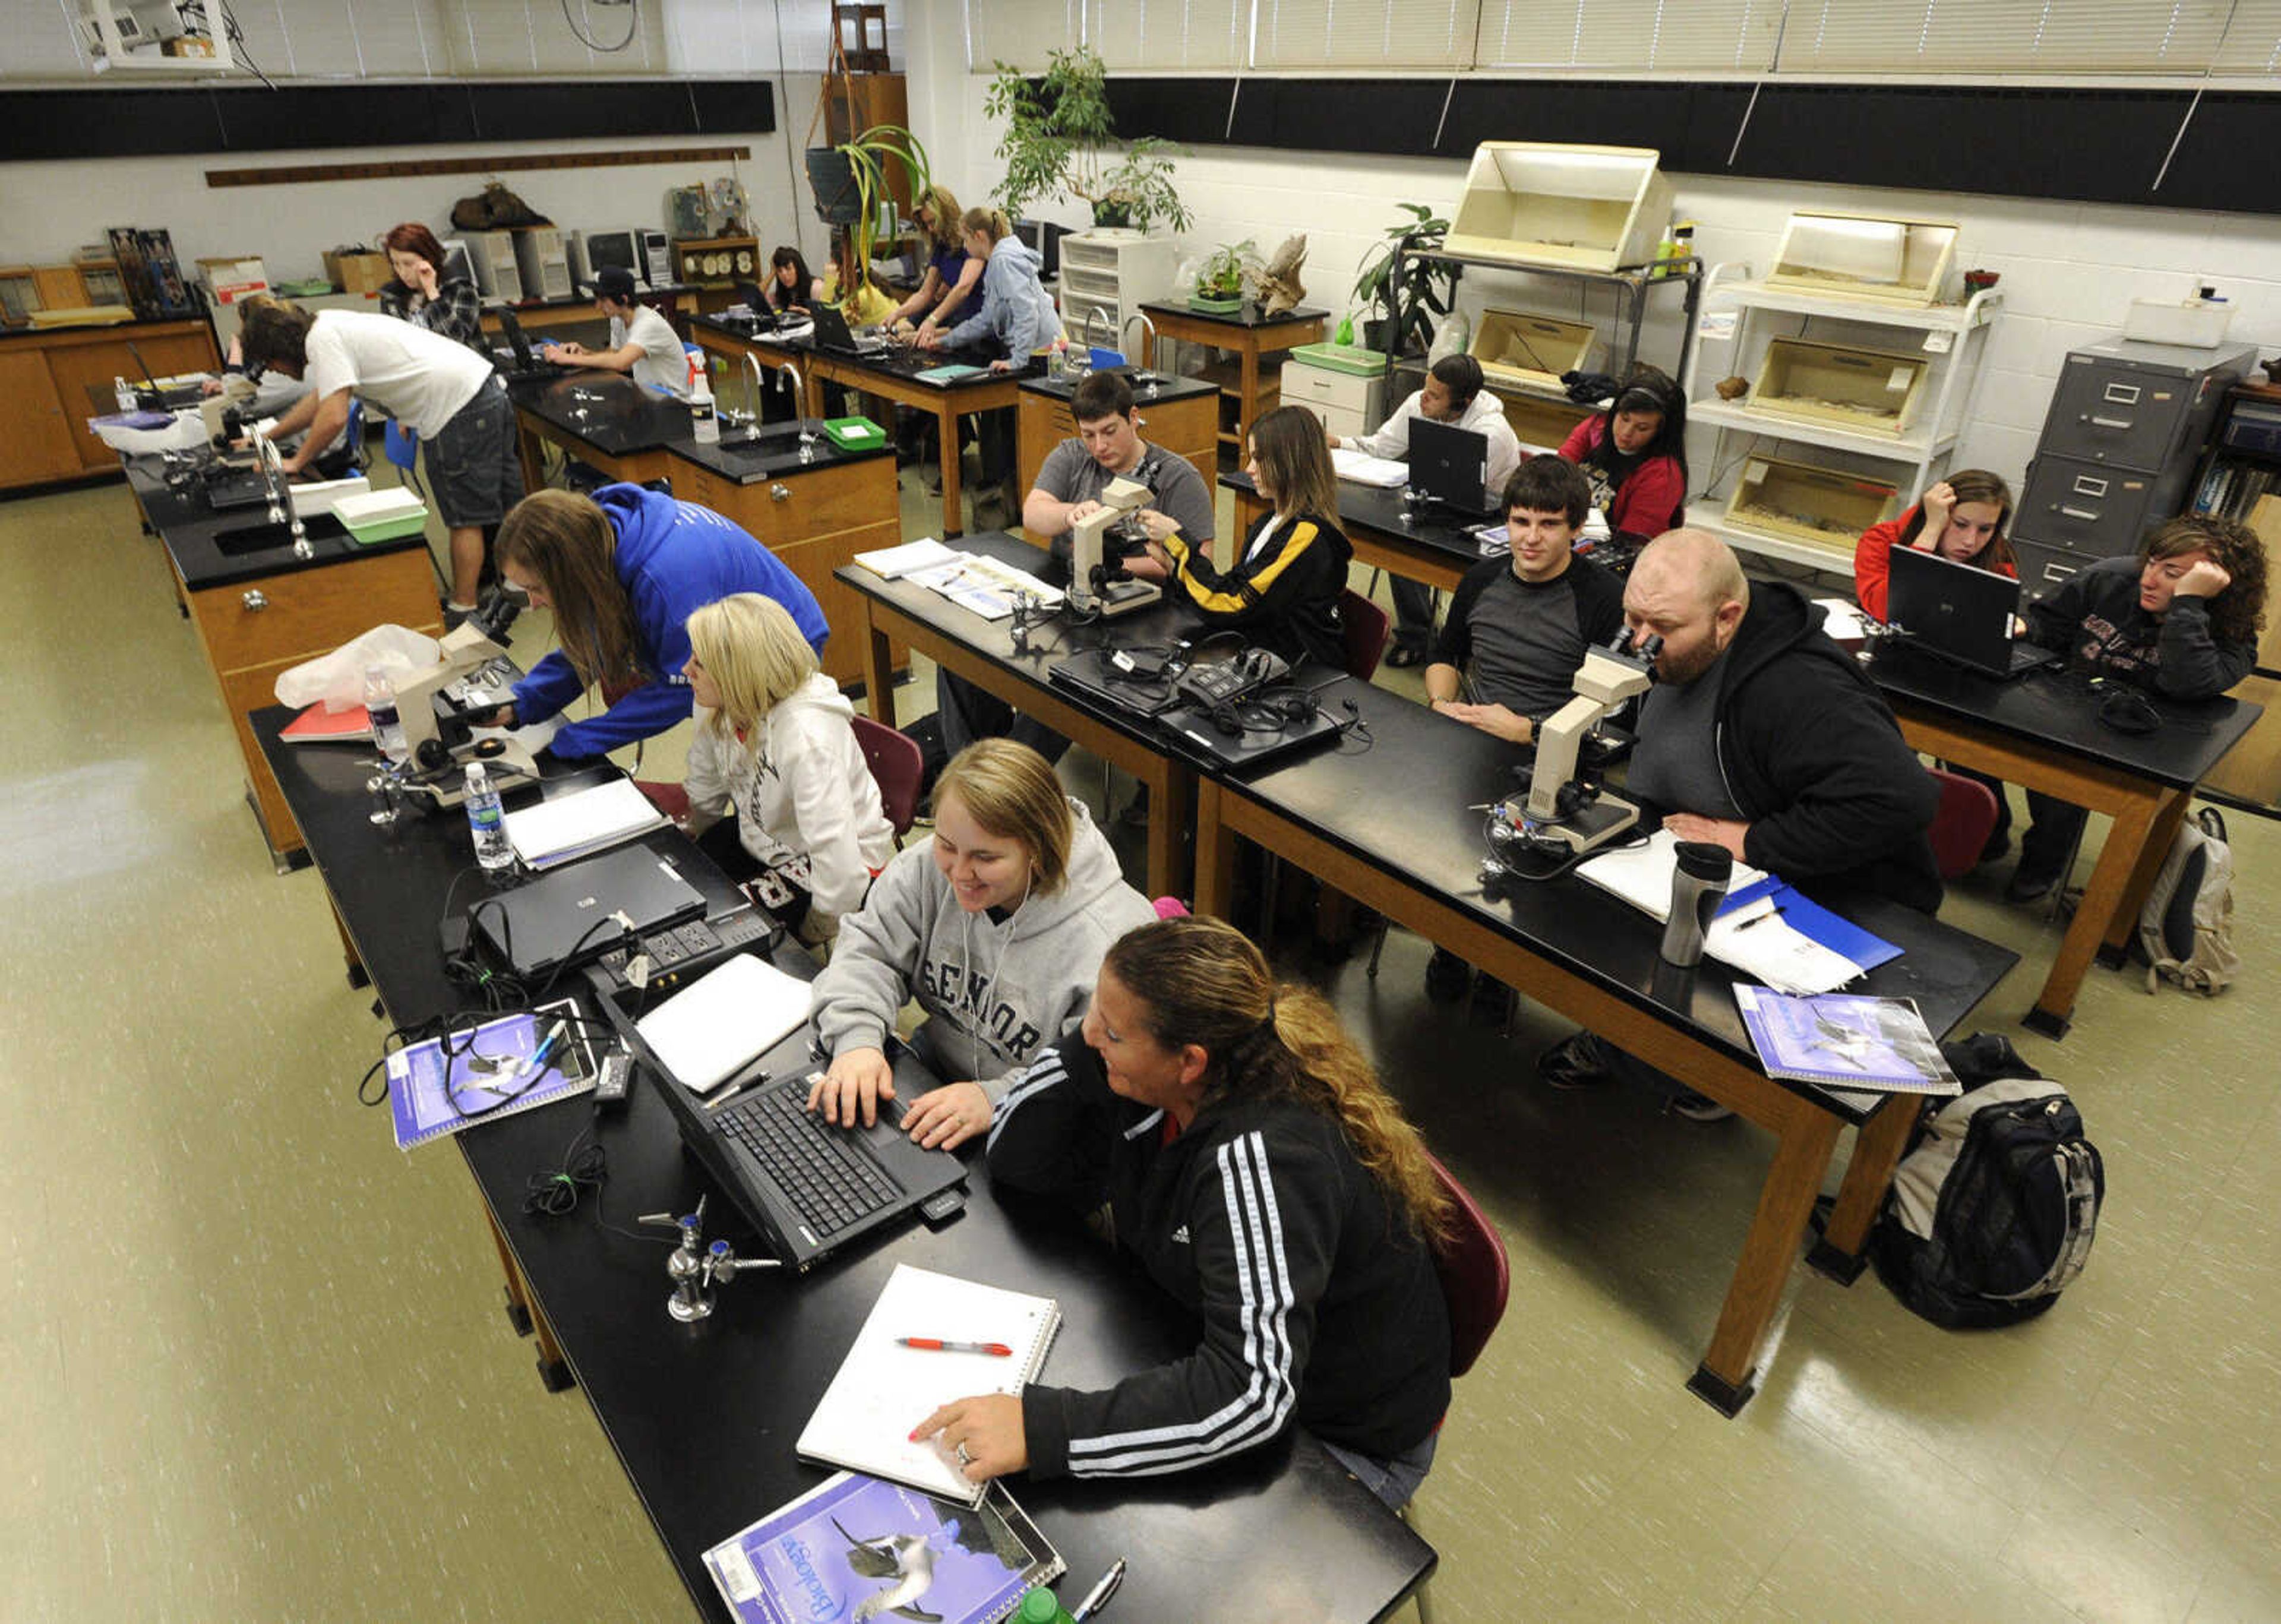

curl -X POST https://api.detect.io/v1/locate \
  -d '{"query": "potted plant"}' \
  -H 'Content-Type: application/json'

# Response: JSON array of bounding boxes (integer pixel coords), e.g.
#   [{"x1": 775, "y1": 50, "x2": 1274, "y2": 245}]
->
[
  {"x1": 807, "y1": 124, "x2": 930, "y2": 314},
  {"x1": 984, "y1": 46, "x2": 1194, "y2": 235},
  {"x1": 1352, "y1": 203, "x2": 1458, "y2": 357},
  {"x1": 1190, "y1": 241, "x2": 1256, "y2": 314}
]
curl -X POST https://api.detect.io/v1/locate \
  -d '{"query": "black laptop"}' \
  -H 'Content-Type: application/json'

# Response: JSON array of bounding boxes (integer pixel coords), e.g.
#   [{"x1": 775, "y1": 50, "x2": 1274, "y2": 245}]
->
[
  {"x1": 472, "y1": 845, "x2": 706, "y2": 980},
  {"x1": 807, "y1": 302, "x2": 889, "y2": 357},
  {"x1": 1408, "y1": 417, "x2": 1499, "y2": 517},
  {"x1": 1884, "y1": 545, "x2": 2061, "y2": 679},
  {"x1": 1050, "y1": 646, "x2": 1187, "y2": 718},
  {"x1": 639, "y1": 1026, "x2": 966, "y2": 1272},
  {"x1": 495, "y1": 309, "x2": 567, "y2": 378}
]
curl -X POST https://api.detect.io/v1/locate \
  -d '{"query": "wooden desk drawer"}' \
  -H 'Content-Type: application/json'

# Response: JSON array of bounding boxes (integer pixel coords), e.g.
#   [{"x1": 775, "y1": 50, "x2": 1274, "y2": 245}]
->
[
  {"x1": 189, "y1": 548, "x2": 440, "y2": 674},
  {"x1": 724, "y1": 457, "x2": 899, "y2": 548}
]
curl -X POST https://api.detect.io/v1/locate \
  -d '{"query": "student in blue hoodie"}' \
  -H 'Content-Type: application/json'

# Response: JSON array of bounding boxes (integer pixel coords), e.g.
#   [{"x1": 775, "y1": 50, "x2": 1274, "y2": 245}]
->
[
  {"x1": 917, "y1": 207, "x2": 1064, "y2": 524},
  {"x1": 485, "y1": 485, "x2": 827, "y2": 759}
]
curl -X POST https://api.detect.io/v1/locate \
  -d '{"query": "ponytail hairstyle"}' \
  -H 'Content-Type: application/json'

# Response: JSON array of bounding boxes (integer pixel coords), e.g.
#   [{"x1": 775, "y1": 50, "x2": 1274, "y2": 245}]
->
[
  {"x1": 2143, "y1": 513, "x2": 2269, "y2": 649},
  {"x1": 1895, "y1": 468, "x2": 2016, "y2": 575},
  {"x1": 495, "y1": 490, "x2": 643, "y2": 690},
  {"x1": 959, "y1": 205, "x2": 1015, "y2": 245},
  {"x1": 1101, "y1": 917, "x2": 1453, "y2": 1246},
  {"x1": 684, "y1": 593, "x2": 820, "y2": 738},
  {"x1": 1596, "y1": 362, "x2": 1689, "y2": 489}
]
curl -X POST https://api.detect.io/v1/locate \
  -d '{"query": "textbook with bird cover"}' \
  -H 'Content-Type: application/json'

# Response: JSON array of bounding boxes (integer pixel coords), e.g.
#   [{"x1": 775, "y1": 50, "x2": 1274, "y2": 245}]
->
[
  {"x1": 1734, "y1": 985, "x2": 1962, "y2": 1095},
  {"x1": 702, "y1": 1470, "x2": 1061, "y2": 1624}
]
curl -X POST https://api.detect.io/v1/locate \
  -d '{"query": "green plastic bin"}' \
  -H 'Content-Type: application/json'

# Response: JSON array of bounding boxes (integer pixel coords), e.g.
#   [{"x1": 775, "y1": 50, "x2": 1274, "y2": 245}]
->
[{"x1": 1291, "y1": 342, "x2": 1388, "y2": 378}]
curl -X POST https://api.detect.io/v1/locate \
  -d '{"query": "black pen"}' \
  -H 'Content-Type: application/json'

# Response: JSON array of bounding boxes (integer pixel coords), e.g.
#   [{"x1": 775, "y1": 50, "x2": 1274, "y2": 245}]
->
[
  {"x1": 1070, "y1": 1557, "x2": 1126, "y2": 1622},
  {"x1": 703, "y1": 1065, "x2": 776, "y2": 1112},
  {"x1": 1733, "y1": 905, "x2": 1785, "y2": 933}
]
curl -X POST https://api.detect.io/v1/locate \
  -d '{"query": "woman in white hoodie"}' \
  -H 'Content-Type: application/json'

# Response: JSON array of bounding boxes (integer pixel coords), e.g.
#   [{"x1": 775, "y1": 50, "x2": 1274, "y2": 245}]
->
[
  {"x1": 807, "y1": 740, "x2": 1157, "y2": 1152},
  {"x1": 681, "y1": 593, "x2": 896, "y2": 944}
]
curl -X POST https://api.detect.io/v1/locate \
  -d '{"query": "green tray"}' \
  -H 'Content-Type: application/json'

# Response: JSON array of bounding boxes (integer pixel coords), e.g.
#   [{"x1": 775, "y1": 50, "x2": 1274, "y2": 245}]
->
[
  {"x1": 1291, "y1": 342, "x2": 1388, "y2": 378},
  {"x1": 821, "y1": 415, "x2": 887, "y2": 451},
  {"x1": 342, "y1": 513, "x2": 428, "y2": 545},
  {"x1": 273, "y1": 278, "x2": 335, "y2": 298}
]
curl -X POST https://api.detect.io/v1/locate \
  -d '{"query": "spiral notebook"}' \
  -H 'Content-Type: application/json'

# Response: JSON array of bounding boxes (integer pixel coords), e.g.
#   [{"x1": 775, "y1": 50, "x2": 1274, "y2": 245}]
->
[{"x1": 798, "y1": 1264, "x2": 1061, "y2": 1509}]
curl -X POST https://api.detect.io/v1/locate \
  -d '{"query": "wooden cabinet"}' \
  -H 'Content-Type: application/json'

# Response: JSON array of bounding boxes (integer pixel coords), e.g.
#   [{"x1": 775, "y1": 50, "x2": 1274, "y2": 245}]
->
[
  {"x1": 0, "y1": 318, "x2": 220, "y2": 490},
  {"x1": 176, "y1": 546, "x2": 441, "y2": 862},
  {"x1": 0, "y1": 350, "x2": 82, "y2": 488},
  {"x1": 672, "y1": 453, "x2": 903, "y2": 693}
]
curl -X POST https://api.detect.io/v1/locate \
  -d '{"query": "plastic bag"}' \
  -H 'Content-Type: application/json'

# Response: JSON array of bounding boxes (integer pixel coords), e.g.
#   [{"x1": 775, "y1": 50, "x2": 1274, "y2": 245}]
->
[{"x1": 274, "y1": 624, "x2": 441, "y2": 713}]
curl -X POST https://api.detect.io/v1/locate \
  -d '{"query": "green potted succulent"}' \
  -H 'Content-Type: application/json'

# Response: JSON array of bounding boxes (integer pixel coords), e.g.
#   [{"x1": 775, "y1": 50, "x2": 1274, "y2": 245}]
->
[
  {"x1": 1352, "y1": 203, "x2": 1458, "y2": 357},
  {"x1": 984, "y1": 46, "x2": 1193, "y2": 235},
  {"x1": 1190, "y1": 241, "x2": 1256, "y2": 313}
]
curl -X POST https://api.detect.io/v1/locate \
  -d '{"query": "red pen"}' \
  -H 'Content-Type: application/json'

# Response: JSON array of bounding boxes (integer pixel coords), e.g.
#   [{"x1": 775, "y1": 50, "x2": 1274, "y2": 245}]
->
[{"x1": 899, "y1": 1337, "x2": 1013, "y2": 1356}]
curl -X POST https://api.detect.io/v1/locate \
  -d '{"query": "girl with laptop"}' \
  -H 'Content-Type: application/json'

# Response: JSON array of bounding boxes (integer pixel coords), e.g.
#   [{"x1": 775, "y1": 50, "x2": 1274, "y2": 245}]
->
[
  {"x1": 914, "y1": 915, "x2": 1454, "y2": 1509},
  {"x1": 2007, "y1": 514, "x2": 2267, "y2": 902},
  {"x1": 679, "y1": 593, "x2": 897, "y2": 946},
  {"x1": 1143, "y1": 405, "x2": 1353, "y2": 669},
  {"x1": 762, "y1": 246, "x2": 823, "y2": 316},
  {"x1": 807, "y1": 740, "x2": 1157, "y2": 1154},
  {"x1": 482, "y1": 485, "x2": 827, "y2": 759},
  {"x1": 1853, "y1": 471, "x2": 2017, "y2": 622},
  {"x1": 1558, "y1": 364, "x2": 1688, "y2": 540}
]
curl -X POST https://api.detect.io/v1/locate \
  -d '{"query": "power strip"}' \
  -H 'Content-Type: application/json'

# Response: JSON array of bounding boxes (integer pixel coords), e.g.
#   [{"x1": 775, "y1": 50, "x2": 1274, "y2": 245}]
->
[{"x1": 594, "y1": 908, "x2": 776, "y2": 996}]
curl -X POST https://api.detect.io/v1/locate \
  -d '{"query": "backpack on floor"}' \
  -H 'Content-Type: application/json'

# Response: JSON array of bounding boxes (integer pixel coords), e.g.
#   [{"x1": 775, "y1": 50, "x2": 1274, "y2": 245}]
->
[
  {"x1": 2136, "y1": 806, "x2": 2236, "y2": 997},
  {"x1": 1872, "y1": 1035, "x2": 2103, "y2": 1330}
]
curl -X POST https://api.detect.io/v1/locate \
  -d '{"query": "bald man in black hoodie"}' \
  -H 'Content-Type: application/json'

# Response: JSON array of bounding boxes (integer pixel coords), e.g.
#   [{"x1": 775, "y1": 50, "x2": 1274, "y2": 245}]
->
[{"x1": 1539, "y1": 529, "x2": 1941, "y2": 1117}]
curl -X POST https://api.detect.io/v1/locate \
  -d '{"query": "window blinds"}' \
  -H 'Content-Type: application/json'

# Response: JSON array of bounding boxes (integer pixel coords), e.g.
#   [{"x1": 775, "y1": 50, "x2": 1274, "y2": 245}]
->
[{"x1": 1478, "y1": 1, "x2": 1785, "y2": 72}]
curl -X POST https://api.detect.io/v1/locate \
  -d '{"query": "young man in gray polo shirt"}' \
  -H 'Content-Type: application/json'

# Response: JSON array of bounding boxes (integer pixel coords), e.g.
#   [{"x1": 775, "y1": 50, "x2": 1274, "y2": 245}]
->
[{"x1": 935, "y1": 371, "x2": 1217, "y2": 760}]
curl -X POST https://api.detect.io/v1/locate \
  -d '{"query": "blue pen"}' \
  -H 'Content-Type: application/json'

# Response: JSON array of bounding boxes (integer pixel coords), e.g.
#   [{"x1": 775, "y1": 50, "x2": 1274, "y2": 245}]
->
[{"x1": 520, "y1": 1018, "x2": 568, "y2": 1080}]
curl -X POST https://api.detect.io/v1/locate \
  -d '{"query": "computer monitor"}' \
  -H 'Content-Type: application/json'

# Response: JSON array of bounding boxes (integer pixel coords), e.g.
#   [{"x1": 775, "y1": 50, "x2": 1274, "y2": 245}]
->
[
  {"x1": 582, "y1": 229, "x2": 639, "y2": 283},
  {"x1": 1013, "y1": 219, "x2": 1068, "y2": 279},
  {"x1": 439, "y1": 238, "x2": 473, "y2": 288}
]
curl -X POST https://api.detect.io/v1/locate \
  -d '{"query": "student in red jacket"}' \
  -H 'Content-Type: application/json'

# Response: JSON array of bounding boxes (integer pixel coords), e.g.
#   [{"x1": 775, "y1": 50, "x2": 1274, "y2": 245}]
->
[
  {"x1": 1853, "y1": 470, "x2": 2017, "y2": 622},
  {"x1": 1856, "y1": 471, "x2": 2020, "y2": 862},
  {"x1": 1558, "y1": 365, "x2": 1686, "y2": 539}
]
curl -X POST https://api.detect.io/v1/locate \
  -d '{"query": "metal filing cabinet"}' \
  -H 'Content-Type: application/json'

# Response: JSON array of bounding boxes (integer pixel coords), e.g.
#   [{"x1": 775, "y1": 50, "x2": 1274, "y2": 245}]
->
[{"x1": 2010, "y1": 337, "x2": 2252, "y2": 599}]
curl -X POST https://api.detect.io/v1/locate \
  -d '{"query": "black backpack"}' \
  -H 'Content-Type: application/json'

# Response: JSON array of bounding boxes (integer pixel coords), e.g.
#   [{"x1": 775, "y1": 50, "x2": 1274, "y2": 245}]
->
[{"x1": 1871, "y1": 1035, "x2": 2103, "y2": 1329}]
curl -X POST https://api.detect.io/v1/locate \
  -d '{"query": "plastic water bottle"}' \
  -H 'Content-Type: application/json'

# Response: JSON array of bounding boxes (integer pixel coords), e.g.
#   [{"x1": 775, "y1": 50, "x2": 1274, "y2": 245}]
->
[
  {"x1": 690, "y1": 373, "x2": 720, "y2": 444},
  {"x1": 364, "y1": 665, "x2": 409, "y2": 763},
  {"x1": 114, "y1": 375, "x2": 136, "y2": 411},
  {"x1": 465, "y1": 763, "x2": 513, "y2": 872}
]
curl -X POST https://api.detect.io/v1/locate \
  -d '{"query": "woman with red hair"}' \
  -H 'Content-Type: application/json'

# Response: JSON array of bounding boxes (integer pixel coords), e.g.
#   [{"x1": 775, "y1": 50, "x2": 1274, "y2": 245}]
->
[{"x1": 377, "y1": 222, "x2": 484, "y2": 355}]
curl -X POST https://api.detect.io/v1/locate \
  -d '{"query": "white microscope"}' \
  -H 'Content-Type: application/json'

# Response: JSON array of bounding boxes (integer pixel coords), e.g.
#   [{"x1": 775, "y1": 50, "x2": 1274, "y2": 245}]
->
[
  {"x1": 1067, "y1": 475, "x2": 1162, "y2": 619},
  {"x1": 1503, "y1": 629, "x2": 1663, "y2": 855}
]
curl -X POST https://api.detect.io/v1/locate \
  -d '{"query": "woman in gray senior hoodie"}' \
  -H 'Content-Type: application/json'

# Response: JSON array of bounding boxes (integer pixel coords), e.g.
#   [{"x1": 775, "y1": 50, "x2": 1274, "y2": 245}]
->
[{"x1": 806, "y1": 740, "x2": 1157, "y2": 1151}]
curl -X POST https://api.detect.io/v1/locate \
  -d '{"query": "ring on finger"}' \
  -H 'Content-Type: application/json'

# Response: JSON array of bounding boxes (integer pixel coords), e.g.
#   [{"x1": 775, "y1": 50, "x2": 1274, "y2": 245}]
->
[{"x1": 955, "y1": 1442, "x2": 972, "y2": 1465}]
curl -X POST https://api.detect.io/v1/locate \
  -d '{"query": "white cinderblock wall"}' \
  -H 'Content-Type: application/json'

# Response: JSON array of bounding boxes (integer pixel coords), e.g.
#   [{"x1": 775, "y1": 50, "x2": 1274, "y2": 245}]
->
[{"x1": 901, "y1": 2, "x2": 2280, "y2": 505}]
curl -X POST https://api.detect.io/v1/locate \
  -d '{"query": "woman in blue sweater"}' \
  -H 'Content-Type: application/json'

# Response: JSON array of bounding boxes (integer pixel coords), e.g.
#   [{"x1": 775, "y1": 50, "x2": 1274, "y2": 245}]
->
[{"x1": 489, "y1": 485, "x2": 827, "y2": 759}]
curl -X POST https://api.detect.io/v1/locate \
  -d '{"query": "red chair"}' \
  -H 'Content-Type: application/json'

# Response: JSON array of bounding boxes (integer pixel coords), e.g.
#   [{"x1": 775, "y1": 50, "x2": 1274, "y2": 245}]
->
[
  {"x1": 852, "y1": 715, "x2": 925, "y2": 844},
  {"x1": 1399, "y1": 1152, "x2": 1511, "y2": 1620},
  {"x1": 1339, "y1": 587, "x2": 1392, "y2": 682},
  {"x1": 1926, "y1": 766, "x2": 2001, "y2": 880},
  {"x1": 633, "y1": 779, "x2": 690, "y2": 822}
]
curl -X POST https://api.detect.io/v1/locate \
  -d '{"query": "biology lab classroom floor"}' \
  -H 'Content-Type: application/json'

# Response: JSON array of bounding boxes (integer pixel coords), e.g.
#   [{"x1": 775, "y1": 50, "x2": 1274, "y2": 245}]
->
[{"x1": 6, "y1": 457, "x2": 2279, "y2": 1623}]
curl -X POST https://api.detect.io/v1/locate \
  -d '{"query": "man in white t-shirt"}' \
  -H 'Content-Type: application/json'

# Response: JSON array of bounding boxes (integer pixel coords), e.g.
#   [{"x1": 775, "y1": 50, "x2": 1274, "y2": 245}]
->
[
  {"x1": 1331, "y1": 353, "x2": 1525, "y2": 666},
  {"x1": 540, "y1": 267, "x2": 693, "y2": 399},
  {"x1": 239, "y1": 296, "x2": 522, "y2": 625}
]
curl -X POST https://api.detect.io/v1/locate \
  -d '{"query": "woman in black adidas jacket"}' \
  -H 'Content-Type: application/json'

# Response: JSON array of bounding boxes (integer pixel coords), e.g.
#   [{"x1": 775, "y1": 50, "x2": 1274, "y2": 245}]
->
[
  {"x1": 1144, "y1": 404, "x2": 1353, "y2": 669},
  {"x1": 914, "y1": 916, "x2": 1452, "y2": 1508}
]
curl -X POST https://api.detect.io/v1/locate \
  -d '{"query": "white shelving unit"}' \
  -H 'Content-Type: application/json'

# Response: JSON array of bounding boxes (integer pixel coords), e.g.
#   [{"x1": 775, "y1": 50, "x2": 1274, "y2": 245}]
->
[
  {"x1": 1679, "y1": 264, "x2": 2003, "y2": 572},
  {"x1": 1055, "y1": 229, "x2": 1176, "y2": 352}
]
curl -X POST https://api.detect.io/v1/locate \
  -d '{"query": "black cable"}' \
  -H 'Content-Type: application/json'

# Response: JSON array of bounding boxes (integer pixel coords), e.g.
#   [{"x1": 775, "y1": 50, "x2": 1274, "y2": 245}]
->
[
  {"x1": 560, "y1": 0, "x2": 640, "y2": 52},
  {"x1": 216, "y1": 2, "x2": 277, "y2": 90}
]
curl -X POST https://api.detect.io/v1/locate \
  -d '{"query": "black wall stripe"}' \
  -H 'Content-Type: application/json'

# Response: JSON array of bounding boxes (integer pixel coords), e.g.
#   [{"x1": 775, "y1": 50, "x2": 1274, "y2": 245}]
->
[
  {"x1": 0, "y1": 78, "x2": 775, "y2": 162},
  {"x1": 1102, "y1": 76, "x2": 2281, "y2": 217}
]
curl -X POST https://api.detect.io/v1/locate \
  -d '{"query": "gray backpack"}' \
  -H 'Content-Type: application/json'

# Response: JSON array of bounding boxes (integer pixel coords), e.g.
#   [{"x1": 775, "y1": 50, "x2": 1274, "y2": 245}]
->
[{"x1": 2137, "y1": 807, "x2": 2236, "y2": 996}]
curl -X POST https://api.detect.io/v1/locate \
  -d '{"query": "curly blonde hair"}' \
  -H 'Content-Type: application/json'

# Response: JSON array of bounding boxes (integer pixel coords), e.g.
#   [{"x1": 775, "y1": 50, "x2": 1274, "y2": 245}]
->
[{"x1": 1102, "y1": 917, "x2": 1452, "y2": 1246}]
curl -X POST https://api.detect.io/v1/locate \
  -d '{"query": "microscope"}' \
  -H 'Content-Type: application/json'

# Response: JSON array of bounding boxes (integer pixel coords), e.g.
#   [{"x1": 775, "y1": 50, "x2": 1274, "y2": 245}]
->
[
  {"x1": 368, "y1": 621, "x2": 539, "y2": 816},
  {"x1": 201, "y1": 373, "x2": 260, "y2": 452},
  {"x1": 1502, "y1": 628, "x2": 1662, "y2": 856},
  {"x1": 1067, "y1": 475, "x2": 1162, "y2": 619}
]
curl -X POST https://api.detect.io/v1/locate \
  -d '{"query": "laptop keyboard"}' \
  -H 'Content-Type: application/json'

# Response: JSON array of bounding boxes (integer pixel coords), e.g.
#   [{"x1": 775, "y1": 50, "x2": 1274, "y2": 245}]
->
[{"x1": 715, "y1": 1079, "x2": 900, "y2": 1237}]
